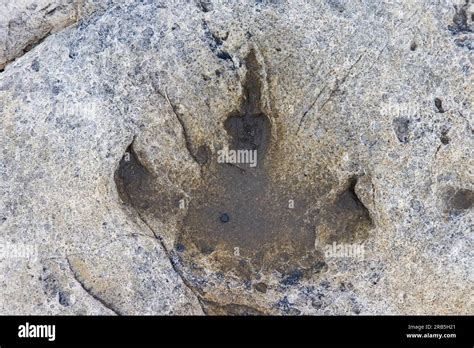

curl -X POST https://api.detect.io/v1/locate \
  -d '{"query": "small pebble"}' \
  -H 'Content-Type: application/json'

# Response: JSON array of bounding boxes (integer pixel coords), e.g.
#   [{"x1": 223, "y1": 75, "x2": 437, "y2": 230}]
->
[{"x1": 219, "y1": 213, "x2": 230, "y2": 223}]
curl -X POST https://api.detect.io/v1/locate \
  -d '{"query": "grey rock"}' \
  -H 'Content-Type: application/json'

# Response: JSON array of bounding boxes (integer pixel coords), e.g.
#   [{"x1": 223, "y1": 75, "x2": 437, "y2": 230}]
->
[
  {"x1": 0, "y1": 0, "x2": 472, "y2": 315},
  {"x1": 0, "y1": 0, "x2": 111, "y2": 70}
]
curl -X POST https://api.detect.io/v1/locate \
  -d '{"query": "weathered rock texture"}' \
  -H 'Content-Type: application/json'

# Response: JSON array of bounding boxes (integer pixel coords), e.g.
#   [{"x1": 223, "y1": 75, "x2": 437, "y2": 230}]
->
[
  {"x1": 0, "y1": 0, "x2": 111, "y2": 70},
  {"x1": 0, "y1": 0, "x2": 472, "y2": 315}
]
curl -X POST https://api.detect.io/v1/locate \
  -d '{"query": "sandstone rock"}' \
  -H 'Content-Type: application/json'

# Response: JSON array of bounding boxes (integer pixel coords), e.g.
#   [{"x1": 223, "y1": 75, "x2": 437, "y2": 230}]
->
[{"x1": 0, "y1": 0, "x2": 472, "y2": 315}]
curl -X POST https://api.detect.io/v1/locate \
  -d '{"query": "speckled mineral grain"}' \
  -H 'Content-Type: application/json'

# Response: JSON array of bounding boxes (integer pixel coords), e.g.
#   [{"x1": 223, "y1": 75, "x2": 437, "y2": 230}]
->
[{"x1": 0, "y1": 0, "x2": 472, "y2": 315}]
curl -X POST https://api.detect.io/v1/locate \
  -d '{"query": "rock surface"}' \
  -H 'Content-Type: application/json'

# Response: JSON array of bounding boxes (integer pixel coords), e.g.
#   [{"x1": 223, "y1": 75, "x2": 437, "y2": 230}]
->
[
  {"x1": 0, "y1": 0, "x2": 110, "y2": 70},
  {"x1": 0, "y1": 0, "x2": 472, "y2": 315}
]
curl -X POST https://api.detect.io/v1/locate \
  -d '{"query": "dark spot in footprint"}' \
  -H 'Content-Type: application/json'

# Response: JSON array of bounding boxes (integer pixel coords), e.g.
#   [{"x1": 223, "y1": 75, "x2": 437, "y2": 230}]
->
[
  {"x1": 254, "y1": 282, "x2": 268, "y2": 293},
  {"x1": 195, "y1": 144, "x2": 211, "y2": 165},
  {"x1": 219, "y1": 213, "x2": 230, "y2": 223},
  {"x1": 198, "y1": 243, "x2": 215, "y2": 255}
]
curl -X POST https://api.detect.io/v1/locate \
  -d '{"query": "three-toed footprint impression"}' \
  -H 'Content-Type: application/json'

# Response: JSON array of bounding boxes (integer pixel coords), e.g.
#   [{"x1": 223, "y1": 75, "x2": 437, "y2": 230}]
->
[{"x1": 115, "y1": 50, "x2": 373, "y2": 308}]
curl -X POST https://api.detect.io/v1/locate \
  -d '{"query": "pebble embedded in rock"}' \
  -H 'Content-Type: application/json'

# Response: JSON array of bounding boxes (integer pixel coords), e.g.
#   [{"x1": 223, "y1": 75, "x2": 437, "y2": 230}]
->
[{"x1": 219, "y1": 213, "x2": 230, "y2": 223}]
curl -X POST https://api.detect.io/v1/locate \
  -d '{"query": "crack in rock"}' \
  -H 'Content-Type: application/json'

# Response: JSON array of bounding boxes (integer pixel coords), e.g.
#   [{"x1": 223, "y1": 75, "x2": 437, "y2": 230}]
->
[{"x1": 66, "y1": 256, "x2": 123, "y2": 316}]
